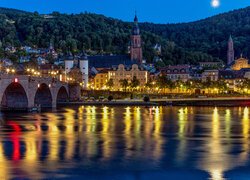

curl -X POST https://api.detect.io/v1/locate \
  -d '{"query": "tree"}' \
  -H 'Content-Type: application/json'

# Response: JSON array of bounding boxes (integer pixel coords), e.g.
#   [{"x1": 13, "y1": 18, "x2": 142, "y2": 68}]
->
[
  {"x1": 145, "y1": 79, "x2": 153, "y2": 89},
  {"x1": 156, "y1": 75, "x2": 168, "y2": 89},
  {"x1": 130, "y1": 76, "x2": 140, "y2": 91},
  {"x1": 119, "y1": 79, "x2": 129, "y2": 92},
  {"x1": 143, "y1": 96, "x2": 150, "y2": 102},
  {"x1": 2, "y1": 7, "x2": 250, "y2": 64},
  {"x1": 108, "y1": 95, "x2": 113, "y2": 101},
  {"x1": 106, "y1": 79, "x2": 114, "y2": 90}
]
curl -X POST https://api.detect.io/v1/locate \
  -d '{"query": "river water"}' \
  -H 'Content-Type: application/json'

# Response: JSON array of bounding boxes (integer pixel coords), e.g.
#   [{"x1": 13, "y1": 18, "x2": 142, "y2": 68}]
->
[{"x1": 0, "y1": 106, "x2": 250, "y2": 179}]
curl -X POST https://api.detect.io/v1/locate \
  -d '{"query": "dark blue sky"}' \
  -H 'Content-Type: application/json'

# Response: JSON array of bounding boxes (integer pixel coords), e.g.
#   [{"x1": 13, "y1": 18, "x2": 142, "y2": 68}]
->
[{"x1": 0, "y1": 0, "x2": 249, "y2": 23}]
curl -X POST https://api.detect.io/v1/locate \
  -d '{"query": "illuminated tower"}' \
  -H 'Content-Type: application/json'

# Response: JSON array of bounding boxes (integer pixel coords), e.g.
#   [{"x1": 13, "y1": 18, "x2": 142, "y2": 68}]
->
[
  {"x1": 79, "y1": 53, "x2": 89, "y2": 89},
  {"x1": 227, "y1": 35, "x2": 234, "y2": 66},
  {"x1": 64, "y1": 52, "x2": 74, "y2": 74},
  {"x1": 130, "y1": 13, "x2": 143, "y2": 64}
]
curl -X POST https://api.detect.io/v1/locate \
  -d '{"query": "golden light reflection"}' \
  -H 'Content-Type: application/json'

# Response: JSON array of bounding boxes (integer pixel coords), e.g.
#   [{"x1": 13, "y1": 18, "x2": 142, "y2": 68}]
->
[
  {"x1": 124, "y1": 107, "x2": 132, "y2": 136},
  {"x1": 134, "y1": 107, "x2": 141, "y2": 134},
  {"x1": 101, "y1": 106, "x2": 113, "y2": 159},
  {"x1": 85, "y1": 106, "x2": 98, "y2": 157},
  {"x1": 46, "y1": 113, "x2": 60, "y2": 161},
  {"x1": 242, "y1": 107, "x2": 250, "y2": 156},
  {"x1": 210, "y1": 170, "x2": 224, "y2": 180},
  {"x1": 152, "y1": 106, "x2": 164, "y2": 160},
  {"x1": 200, "y1": 107, "x2": 249, "y2": 180},
  {"x1": 225, "y1": 109, "x2": 231, "y2": 137},
  {"x1": 199, "y1": 107, "x2": 225, "y2": 180},
  {"x1": 1, "y1": 106, "x2": 250, "y2": 179},
  {"x1": 0, "y1": 106, "x2": 163, "y2": 177},
  {"x1": 176, "y1": 107, "x2": 189, "y2": 165},
  {"x1": 0, "y1": 142, "x2": 9, "y2": 179},
  {"x1": 124, "y1": 106, "x2": 133, "y2": 158},
  {"x1": 178, "y1": 107, "x2": 188, "y2": 138},
  {"x1": 25, "y1": 136, "x2": 38, "y2": 162},
  {"x1": 78, "y1": 106, "x2": 84, "y2": 132},
  {"x1": 243, "y1": 107, "x2": 249, "y2": 138}
]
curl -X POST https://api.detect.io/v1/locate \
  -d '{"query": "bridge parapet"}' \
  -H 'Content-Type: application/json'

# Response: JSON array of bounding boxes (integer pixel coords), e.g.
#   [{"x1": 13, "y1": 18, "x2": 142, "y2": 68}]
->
[{"x1": 0, "y1": 75, "x2": 72, "y2": 111}]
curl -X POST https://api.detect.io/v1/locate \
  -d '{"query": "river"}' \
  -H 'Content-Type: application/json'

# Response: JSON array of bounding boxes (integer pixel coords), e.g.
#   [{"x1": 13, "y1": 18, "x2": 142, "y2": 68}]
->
[{"x1": 0, "y1": 106, "x2": 250, "y2": 179}]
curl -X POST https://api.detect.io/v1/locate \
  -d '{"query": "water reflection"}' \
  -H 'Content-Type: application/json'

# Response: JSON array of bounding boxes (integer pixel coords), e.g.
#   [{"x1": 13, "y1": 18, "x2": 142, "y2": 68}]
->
[
  {"x1": 0, "y1": 106, "x2": 250, "y2": 179},
  {"x1": 198, "y1": 107, "x2": 250, "y2": 180}
]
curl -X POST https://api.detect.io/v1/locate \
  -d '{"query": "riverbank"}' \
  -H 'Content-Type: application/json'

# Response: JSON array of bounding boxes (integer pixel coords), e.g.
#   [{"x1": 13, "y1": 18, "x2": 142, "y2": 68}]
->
[{"x1": 59, "y1": 97, "x2": 250, "y2": 107}]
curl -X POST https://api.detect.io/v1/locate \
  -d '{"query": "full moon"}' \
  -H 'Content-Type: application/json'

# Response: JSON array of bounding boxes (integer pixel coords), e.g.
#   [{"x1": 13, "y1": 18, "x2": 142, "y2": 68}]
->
[{"x1": 211, "y1": 0, "x2": 220, "y2": 8}]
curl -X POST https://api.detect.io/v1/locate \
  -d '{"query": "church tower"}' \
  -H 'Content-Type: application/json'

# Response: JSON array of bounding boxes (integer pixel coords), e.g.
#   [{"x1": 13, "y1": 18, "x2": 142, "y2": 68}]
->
[
  {"x1": 227, "y1": 35, "x2": 235, "y2": 66},
  {"x1": 130, "y1": 13, "x2": 143, "y2": 64}
]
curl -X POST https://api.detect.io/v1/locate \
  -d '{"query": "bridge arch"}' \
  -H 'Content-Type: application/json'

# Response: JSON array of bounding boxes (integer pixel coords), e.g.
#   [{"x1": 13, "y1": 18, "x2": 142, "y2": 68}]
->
[
  {"x1": 56, "y1": 86, "x2": 69, "y2": 103},
  {"x1": 1, "y1": 82, "x2": 28, "y2": 109},
  {"x1": 34, "y1": 83, "x2": 52, "y2": 108}
]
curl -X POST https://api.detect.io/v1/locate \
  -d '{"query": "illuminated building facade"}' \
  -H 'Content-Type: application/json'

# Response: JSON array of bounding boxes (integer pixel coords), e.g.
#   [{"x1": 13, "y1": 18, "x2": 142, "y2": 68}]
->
[
  {"x1": 108, "y1": 64, "x2": 148, "y2": 90},
  {"x1": 93, "y1": 70, "x2": 109, "y2": 90},
  {"x1": 202, "y1": 70, "x2": 219, "y2": 82},
  {"x1": 160, "y1": 65, "x2": 192, "y2": 82},
  {"x1": 231, "y1": 57, "x2": 250, "y2": 71}
]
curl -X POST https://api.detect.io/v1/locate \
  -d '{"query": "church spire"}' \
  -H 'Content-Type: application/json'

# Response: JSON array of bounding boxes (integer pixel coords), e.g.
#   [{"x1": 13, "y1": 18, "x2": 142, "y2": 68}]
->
[
  {"x1": 132, "y1": 12, "x2": 140, "y2": 35},
  {"x1": 130, "y1": 13, "x2": 143, "y2": 64},
  {"x1": 227, "y1": 35, "x2": 234, "y2": 66},
  {"x1": 134, "y1": 11, "x2": 138, "y2": 23}
]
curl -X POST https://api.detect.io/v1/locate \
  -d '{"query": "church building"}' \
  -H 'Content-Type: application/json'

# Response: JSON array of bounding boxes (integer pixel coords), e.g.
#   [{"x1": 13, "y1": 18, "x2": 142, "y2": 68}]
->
[
  {"x1": 227, "y1": 35, "x2": 234, "y2": 66},
  {"x1": 130, "y1": 14, "x2": 143, "y2": 64},
  {"x1": 228, "y1": 36, "x2": 250, "y2": 71},
  {"x1": 87, "y1": 13, "x2": 144, "y2": 69}
]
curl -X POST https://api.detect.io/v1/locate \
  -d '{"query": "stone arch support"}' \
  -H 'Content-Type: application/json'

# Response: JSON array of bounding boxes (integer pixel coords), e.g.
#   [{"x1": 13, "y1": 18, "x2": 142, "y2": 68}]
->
[
  {"x1": 0, "y1": 75, "x2": 70, "y2": 110},
  {"x1": 0, "y1": 77, "x2": 30, "y2": 109}
]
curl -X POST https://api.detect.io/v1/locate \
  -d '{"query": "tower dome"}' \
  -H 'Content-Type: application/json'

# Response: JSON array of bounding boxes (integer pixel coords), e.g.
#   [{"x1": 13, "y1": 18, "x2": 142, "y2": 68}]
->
[{"x1": 80, "y1": 52, "x2": 88, "y2": 61}]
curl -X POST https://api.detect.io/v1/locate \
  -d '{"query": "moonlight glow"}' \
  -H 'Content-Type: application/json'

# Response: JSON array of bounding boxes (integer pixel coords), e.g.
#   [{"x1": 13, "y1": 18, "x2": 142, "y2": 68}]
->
[{"x1": 211, "y1": 0, "x2": 220, "y2": 8}]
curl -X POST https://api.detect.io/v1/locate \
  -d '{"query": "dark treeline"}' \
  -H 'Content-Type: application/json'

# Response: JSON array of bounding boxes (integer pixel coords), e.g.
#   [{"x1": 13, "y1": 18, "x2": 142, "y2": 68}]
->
[
  {"x1": 0, "y1": 7, "x2": 250, "y2": 65},
  {"x1": 140, "y1": 6, "x2": 250, "y2": 63}
]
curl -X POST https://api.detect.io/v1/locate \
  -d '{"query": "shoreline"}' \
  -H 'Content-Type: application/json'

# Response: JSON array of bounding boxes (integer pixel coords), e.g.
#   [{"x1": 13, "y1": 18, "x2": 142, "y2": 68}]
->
[
  {"x1": 58, "y1": 97, "x2": 250, "y2": 107},
  {"x1": 2, "y1": 97, "x2": 250, "y2": 113}
]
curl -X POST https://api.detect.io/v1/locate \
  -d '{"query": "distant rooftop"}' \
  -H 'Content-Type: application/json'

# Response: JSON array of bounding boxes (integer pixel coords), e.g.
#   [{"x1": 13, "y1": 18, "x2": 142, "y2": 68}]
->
[{"x1": 88, "y1": 55, "x2": 135, "y2": 68}]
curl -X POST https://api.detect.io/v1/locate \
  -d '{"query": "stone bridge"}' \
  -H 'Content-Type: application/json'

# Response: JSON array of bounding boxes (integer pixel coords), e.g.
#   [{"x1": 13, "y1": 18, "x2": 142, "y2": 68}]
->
[{"x1": 0, "y1": 75, "x2": 77, "y2": 110}]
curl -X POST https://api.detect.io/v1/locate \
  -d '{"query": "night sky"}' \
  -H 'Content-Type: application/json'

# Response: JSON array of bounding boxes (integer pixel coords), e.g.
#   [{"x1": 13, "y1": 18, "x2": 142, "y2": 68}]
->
[{"x1": 0, "y1": 0, "x2": 249, "y2": 23}]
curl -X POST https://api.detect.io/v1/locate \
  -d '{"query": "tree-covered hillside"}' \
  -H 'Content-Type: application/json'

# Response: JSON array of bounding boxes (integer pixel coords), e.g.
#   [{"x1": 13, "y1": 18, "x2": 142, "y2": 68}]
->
[
  {"x1": 140, "y1": 6, "x2": 250, "y2": 63},
  {"x1": 0, "y1": 7, "x2": 250, "y2": 65}
]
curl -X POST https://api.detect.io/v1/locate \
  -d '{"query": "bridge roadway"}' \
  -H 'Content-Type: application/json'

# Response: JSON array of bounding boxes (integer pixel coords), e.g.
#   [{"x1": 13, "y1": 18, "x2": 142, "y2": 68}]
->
[{"x1": 0, "y1": 74, "x2": 71, "y2": 110}]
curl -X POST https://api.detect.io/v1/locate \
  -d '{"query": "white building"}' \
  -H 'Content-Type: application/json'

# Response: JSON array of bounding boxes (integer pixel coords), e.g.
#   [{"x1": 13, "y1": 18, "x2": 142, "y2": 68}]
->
[
  {"x1": 64, "y1": 53, "x2": 89, "y2": 89},
  {"x1": 64, "y1": 54, "x2": 74, "y2": 74},
  {"x1": 79, "y1": 54, "x2": 89, "y2": 89}
]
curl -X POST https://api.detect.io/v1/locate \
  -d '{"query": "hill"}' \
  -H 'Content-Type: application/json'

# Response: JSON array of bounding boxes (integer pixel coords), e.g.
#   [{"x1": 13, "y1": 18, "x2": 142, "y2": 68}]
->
[
  {"x1": 0, "y1": 7, "x2": 250, "y2": 65},
  {"x1": 141, "y1": 6, "x2": 250, "y2": 63}
]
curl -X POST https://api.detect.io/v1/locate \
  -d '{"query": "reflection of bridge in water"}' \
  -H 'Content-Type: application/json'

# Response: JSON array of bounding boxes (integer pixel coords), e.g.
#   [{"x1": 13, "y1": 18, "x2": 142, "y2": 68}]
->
[
  {"x1": 0, "y1": 106, "x2": 249, "y2": 179},
  {"x1": 0, "y1": 75, "x2": 79, "y2": 110}
]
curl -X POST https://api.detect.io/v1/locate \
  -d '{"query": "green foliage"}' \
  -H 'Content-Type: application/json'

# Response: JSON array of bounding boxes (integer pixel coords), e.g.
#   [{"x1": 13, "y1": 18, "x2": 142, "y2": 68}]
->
[
  {"x1": 130, "y1": 76, "x2": 140, "y2": 89},
  {"x1": 156, "y1": 75, "x2": 173, "y2": 89},
  {"x1": 119, "y1": 79, "x2": 129, "y2": 92},
  {"x1": 140, "y1": 7, "x2": 250, "y2": 63},
  {"x1": 108, "y1": 95, "x2": 113, "y2": 101},
  {"x1": 106, "y1": 78, "x2": 114, "y2": 90},
  {"x1": 1, "y1": 7, "x2": 250, "y2": 64},
  {"x1": 143, "y1": 96, "x2": 150, "y2": 102}
]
